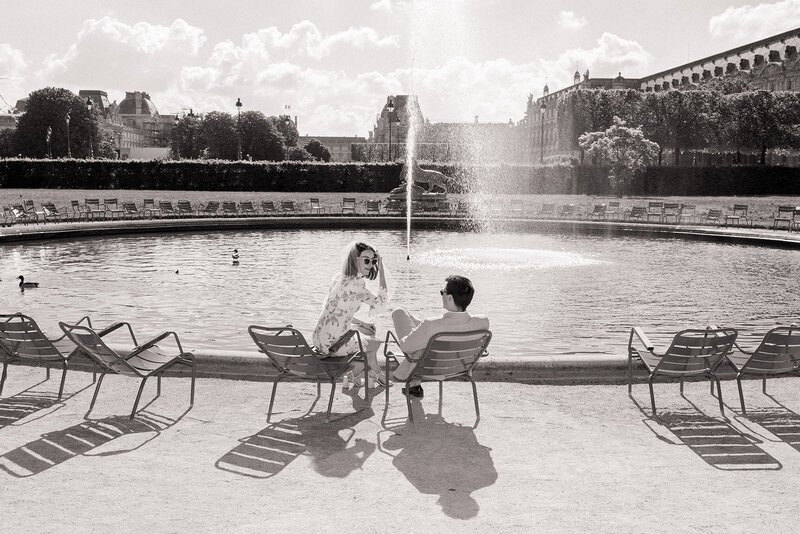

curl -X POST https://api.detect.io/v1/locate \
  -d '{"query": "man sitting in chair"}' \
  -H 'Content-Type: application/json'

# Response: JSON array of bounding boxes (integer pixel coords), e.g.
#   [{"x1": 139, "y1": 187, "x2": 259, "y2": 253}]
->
[{"x1": 391, "y1": 275, "x2": 490, "y2": 398}]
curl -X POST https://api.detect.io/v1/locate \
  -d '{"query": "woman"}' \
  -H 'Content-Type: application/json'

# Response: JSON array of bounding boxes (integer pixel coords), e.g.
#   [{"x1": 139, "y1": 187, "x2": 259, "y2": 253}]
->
[{"x1": 313, "y1": 241, "x2": 389, "y2": 387}]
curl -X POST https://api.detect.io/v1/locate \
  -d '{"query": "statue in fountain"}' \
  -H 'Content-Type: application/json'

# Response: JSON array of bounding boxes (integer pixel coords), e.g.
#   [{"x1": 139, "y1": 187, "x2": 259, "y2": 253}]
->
[{"x1": 387, "y1": 159, "x2": 449, "y2": 202}]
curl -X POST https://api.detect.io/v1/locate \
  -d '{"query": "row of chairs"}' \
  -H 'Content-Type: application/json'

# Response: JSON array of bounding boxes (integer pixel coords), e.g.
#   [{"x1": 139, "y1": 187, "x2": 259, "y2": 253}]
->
[
  {"x1": 0, "y1": 313, "x2": 491, "y2": 424},
  {"x1": 628, "y1": 324, "x2": 800, "y2": 416}
]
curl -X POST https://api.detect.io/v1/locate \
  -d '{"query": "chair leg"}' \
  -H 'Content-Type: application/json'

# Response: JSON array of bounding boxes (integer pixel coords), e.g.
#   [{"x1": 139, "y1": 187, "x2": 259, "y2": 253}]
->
[
  {"x1": 406, "y1": 381, "x2": 414, "y2": 425},
  {"x1": 267, "y1": 375, "x2": 285, "y2": 422},
  {"x1": 189, "y1": 357, "x2": 196, "y2": 405},
  {"x1": 648, "y1": 378, "x2": 657, "y2": 416},
  {"x1": 438, "y1": 380, "x2": 444, "y2": 417},
  {"x1": 57, "y1": 360, "x2": 68, "y2": 400},
  {"x1": 762, "y1": 375, "x2": 767, "y2": 394},
  {"x1": 470, "y1": 377, "x2": 480, "y2": 419},
  {"x1": 45, "y1": 364, "x2": 50, "y2": 380},
  {"x1": 385, "y1": 357, "x2": 392, "y2": 406},
  {"x1": 737, "y1": 375, "x2": 746, "y2": 415},
  {"x1": 325, "y1": 379, "x2": 336, "y2": 422},
  {"x1": 130, "y1": 377, "x2": 150, "y2": 419},
  {"x1": 679, "y1": 377, "x2": 684, "y2": 394},
  {"x1": 156, "y1": 375, "x2": 161, "y2": 397},
  {"x1": 627, "y1": 355, "x2": 632, "y2": 393},
  {"x1": 89, "y1": 371, "x2": 109, "y2": 413},
  {"x1": 0, "y1": 361, "x2": 8, "y2": 396},
  {"x1": 713, "y1": 375, "x2": 724, "y2": 416}
]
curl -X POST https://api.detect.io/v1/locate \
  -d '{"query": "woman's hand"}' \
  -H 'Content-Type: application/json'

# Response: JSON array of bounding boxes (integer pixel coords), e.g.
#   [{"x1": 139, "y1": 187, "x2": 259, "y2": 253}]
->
[{"x1": 354, "y1": 320, "x2": 376, "y2": 336}]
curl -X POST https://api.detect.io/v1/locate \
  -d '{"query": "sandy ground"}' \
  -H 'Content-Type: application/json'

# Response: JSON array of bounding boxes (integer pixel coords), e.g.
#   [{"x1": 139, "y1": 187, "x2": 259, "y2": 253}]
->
[{"x1": 2, "y1": 366, "x2": 800, "y2": 533}]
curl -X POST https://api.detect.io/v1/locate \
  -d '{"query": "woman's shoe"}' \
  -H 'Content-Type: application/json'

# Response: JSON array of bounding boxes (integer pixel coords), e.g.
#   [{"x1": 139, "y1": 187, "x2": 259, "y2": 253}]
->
[{"x1": 342, "y1": 372, "x2": 354, "y2": 389}]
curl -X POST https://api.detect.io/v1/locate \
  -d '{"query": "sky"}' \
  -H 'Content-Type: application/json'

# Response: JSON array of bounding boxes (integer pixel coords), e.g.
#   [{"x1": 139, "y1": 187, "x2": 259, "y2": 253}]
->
[{"x1": 2, "y1": 0, "x2": 800, "y2": 136}]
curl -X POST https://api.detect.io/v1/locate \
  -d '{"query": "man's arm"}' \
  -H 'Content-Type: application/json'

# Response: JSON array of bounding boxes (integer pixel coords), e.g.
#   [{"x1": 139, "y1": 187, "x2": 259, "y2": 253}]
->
[{"x1": 398, "y1": 319, "x2": 434, "y2": 355}]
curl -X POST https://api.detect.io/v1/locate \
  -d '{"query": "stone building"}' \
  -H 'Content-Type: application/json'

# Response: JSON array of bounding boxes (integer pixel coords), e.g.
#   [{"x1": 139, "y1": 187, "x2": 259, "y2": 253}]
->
[{"x1": 526, "y1": 26, "x2": 800, "y2": 161}]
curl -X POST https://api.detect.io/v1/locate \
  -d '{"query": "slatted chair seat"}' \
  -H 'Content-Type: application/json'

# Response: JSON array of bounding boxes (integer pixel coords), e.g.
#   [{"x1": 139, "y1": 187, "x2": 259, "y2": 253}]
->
[
  {"x1": 59, "y1": 321, "x2": 195, "y2": 419},
  {"x1": 199, "y1": 201, "x2": 219, "y2": 216},
  {"x1": 221, "y1": 202, "x2": 238, "y2": 216},
  {"x1": 260, "y1": 201, "x2": 277, "y2": 215},
  {"x1": 716, "y1": 326, "x2": 800, "y2": 414},
  {"x1": 384, "y1": 329, "x2": 492, "y2": 424},
  {"x1": 122, "y1": 202, "x2": 142, "y2": 219},
  {"x1": 628, "y1": 326, "x2": 738, "y2": 416},
  {"x1": 341, "y1": 197, "x2": 356, "y2": 215},
  {"x1": 0, "y1": 314, "x2": 97, "y2": 399},
  {"x1": 365, "y1": 200, "x2": 381, "y2": 215},
  {"x1": 248, "y1": 326, "x2": 365, "y2": 421},
  {"x1": 176, "y1": 200, "x2": 195, "y2": 217}
]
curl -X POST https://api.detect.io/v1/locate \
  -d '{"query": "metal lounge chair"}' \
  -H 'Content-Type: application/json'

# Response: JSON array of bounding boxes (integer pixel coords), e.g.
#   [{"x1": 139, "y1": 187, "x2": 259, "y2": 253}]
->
[
  {"x1": 588, "y1": 204, "x2": 606, "y2": 220},
  {"x1": 341, "y1": 197, "x2": 356, "y2": 215},
  {"x1": 239, "y1": 201, "x2": 257, "y2": 216},
  {"x1": 260, "y1": 200, "x2": 277, "y2": 215},
  {"x1": 773, "y1": 205, "x2": 795, "y2": 230},
  {"x1": 558, "y1": 204, "x2": 576, "y2": 219},
  {"x1": 384, "y1": 329, "x2": 492, "y2": 424},
  {"x1": 122, "y1": 202, "x2": 142, "y2": 219},
  {"x1": 70, "y1": 200, "x2": 83, "y2": 220},
  {"x1": 539, "y1": 203, "x2": 556, "y2": 218},
  {"x1": 84, "y1": 199, "x2": 107, "y2": 220},
  {"x1": 365, "y1": 200, "x2": 382, "y2": 215},
  {"x1": 509, "y1": 199, "x2": 524, "y2": 217},
  {"x1": 176, "y1": 200, "x2": 196, "y2": 217},
  {"x1": 309, "y1": 198, "x2": 326, "y2": 214},
  {"x1": 41, "y1": 202, "x2": 69, "y2": 223},
  {"x1": 9, "y1": 204, "x2": 36, "y2": 224},
  {"x1": 662, "y1": 203, "x2": 681, "y2": 224},
  {"x1": 725, "y1": 204, "x2": 751, "y2": 227},
  {"x1": 198, "y1": 201, "x2": 219, "y2": 217},
  {"x1": 627, "y1": 326, "x2": 738, "y2": 416},
  {"x1": 0, "y1": 314, "x2": 95, "y2": 399},
  {"x1": 703, "y1": 208, "x2": 723, "y2": 225},
  {"x1": 718, "y1": 326, "x2": 800, "y2": 415},
  {"x1": 59, "y1": 320, "x2": 195, "y2": 419},
  {"x1": 158, "y1": 201, "x2": 177, "y2": 218},
  {"x1": 280, "y1": 200, "x2": 297, "y2": 214},
  {"x1": 23, "y1": 199, "x2": 41, "y2": 219},
  {"x1": 452, "y1": 200, "x2": 469, "y2": 217},
  {"x1": 605, "y1": 201, "x2": 621, "y2": 221},
  {"x1": 385, "y1": 199, "x2": 404, "y2": 215},
  {"x1": 679, "y1": 204, "x2": 698, "y2": 224},
  {"x1": 646, "y1": 201, "x2": 664, "y2": 223},
  {"x1": 103, "y1": 198, "x2": 124, "y2": 219},
  {"x1": 221, "y1": 202, "x2": 238, "y2": 216},
  {"x1": 626, "y1": 206, "x2": 647, "y2": 222},
  {"x1": 248, "y1": 326, "x2": 365, "y2": 421},
  {"x1": 142, "y1": 199, "x2": 160, "y2": 218}
]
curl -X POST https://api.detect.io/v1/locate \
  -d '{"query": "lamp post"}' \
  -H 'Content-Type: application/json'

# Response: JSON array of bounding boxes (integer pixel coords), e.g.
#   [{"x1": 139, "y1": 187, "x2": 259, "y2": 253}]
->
[
  {"x1": 65, "y1": 113, "x2": 71, "y2": 158},
  {"x1": 174, "y1": 115, "x2": 180, "y2": 159},
  {"x1": 386, "y1": 98, "x2": 394, "y2": 161},
  {"x1": 539, "y1": 101, "x2": 546, "y2": 164},
  {"x1": 86, "y1": 97, "x2": 94, "y2": 159},
  {"x1": 235, "y1": 97, "x2": 242, "y2": 161},
  {"x1": 394, "y1": 113, "x2": 402, "y2": 161}
]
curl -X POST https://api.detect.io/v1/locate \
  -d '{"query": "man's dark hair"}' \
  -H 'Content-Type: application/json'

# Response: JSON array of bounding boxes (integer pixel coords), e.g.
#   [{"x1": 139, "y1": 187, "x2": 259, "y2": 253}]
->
[{"x1": 445, "y1": 275, "x2": 474, "y2": 311}]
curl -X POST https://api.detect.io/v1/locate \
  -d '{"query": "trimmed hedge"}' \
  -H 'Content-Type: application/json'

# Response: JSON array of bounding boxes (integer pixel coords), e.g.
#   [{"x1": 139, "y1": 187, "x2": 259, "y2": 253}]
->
[{"x1": 1, "y1": 158, "x2": 799, "y2": 196}]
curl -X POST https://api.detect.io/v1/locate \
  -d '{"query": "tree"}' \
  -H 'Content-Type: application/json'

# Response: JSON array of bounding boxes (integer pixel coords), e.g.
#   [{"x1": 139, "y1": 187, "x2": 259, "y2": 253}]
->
[
  {"x1": 14, "y1": 87, "x2": 98, "y2": 158},
  {"x1": 240, "y1": 110, "x2": 285, "y2": 161},
  {"x1": 0, "y1": 129, "x2": 15, "y2": 157},
  {"x1": 579, "y1": 116, "x2": 659, "y2": 196},
  {"x1": 722, "y1": 91, "x2": 800, "y2": 164},
  {"x1": 286, "y1": 146, "x2": 314, "y2": 161},
  {"x1": 693, "y1": 76, "x2": 756, "y2": 94},
  {"x1": 198, "y1": 111, "x2": 237, "y2": 159},
  {"x1": 171, "y1": 112, "x2": 202, "y2": 159},
  {"x1": 272, "y1": 115, "x2": 298, "y2": 147},
  {"x1": 304, "y1": 138, "x2": 332, "y2": 162}
]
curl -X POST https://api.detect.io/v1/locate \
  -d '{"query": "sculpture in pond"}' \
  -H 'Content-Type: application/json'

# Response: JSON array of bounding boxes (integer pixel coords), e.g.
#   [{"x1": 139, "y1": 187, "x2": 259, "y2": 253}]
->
[{"x1": 387, "y1": 160, "x2": 449, "y2": 202}]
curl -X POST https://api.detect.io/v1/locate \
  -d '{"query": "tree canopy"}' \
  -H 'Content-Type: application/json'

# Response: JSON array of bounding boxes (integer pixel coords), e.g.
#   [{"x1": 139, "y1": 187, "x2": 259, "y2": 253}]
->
[{"x1": 304, "y1": 138, "x2": 332, "y2": 162}]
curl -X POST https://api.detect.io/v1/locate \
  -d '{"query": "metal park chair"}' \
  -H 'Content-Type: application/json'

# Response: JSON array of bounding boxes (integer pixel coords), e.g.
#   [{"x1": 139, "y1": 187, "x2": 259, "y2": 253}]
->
[
  {"x1": 662, "y1": 203, "x2": 681, "y2": 224},
  {"x1": 59, "y1": 320, "x2": 195, "y2": 419},
  {"x1": 176, "y1": 200, "x2": 196, "y2": 217},
  {"x1": 773, "y1": 205, "x2": 796, "y2": 230},
  {"x1": 365, "y1": 200, "x2": 382, "y2": 215},
  {"x1": 41, "y1": 202, "x2": 70, "y2": 223},
  {"x1": 142, "y1": 199, "x2": 160, "y2": 218},
  {"x1": 9, "y1": 204, "x2": 36, "y2": 224},
  {"x1": 588, "y1": 204, "x2": 606, "y2": 221},
  {"x1": 558, "y1": 204, "x2": 576, "y2": 219},
  {"x1": 386, "y1": 199, "x2": 404, "y2": 215},
  {"x1": 509, "y1": 199, "x2": 524, "y2": 217},
  {"x1": 103, "y1": 199, "x2": 125, "y2": 219},
  {"x1": 198, "y1": 201, "x2": 219, "y2": 217},
  {"x1": 539, "y1": 203, "x2": 556, "y2": 218},
  {"x1": 309, "y1": 198, "x2": 326, "y2": 215},
  {"x1": 625, "y1": 206, "x2": 647, "y2": 222},
  {"x1": 341, "y1": 197, "x2": 357, "y2": 215},
  {"x1": 122, "y1": 202, "x2": 143, "y2": 219},
  {"x1": 716, "y1": 326, "x2": 800, "y2": 415},
  {"x1": 158, "y1": 201, "x2": 177, "y2": 218},
  {"x1": 383, "y1": 330, "x2": 492, "y2": 425},
  {"x1": 84, "y1": 199, "x2": 107, "y2": 220},
  {"x1": 280, "y1": 200, "x2": 297, "y2": 214},
  {"x1": 725, "y1": 204, "x2": 751, "y2": 227},
  {"x1": 248, "y1": 326, "x2": 365, "y2": 421},
  {"x1": 605, "y1": 201, "x2": 621, "y2": 221},
  {"x1": 239, "y1": 201, "x2": 257, "y2": 216},
  {"x1": 679, "y1": 204, "x2": 698, "y2": 224},
  {"x1": 627, "y1": 326, "x2": 738, "y2": 416},
  {"x1": 702, "y1": 208, "x2": 724, "y2": 226},
  {"x1": 645, "y1": 202, "x2": 664, "y2": 223},
  {"x1": 70, "y1": 200, "x2": 83, "y2": 220},
  {"x1": 260, "y1": 201, "x2": 277, "y2": 215},
  {"x1": 0, "y1": 314, "x2": 96, "y2": 399},
  {"x1": 221, "y1": 202, "x2": 238, "y2": 216}
]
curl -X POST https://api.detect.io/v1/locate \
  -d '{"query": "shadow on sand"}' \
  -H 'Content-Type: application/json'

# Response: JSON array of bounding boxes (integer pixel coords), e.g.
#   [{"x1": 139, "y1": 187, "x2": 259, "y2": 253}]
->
[
  {"x1": 632, "y1": 396, "x2": 781, "y2": 471},
  {"x1": 0, "y1": 409, "x2": 186, "y2": 477},
  {"x1": 0, "y1": 379, "x2": 94, "y2": 429},
  {"x1": 215, "y1": 387, "x2": 376, "y2": 479},
  {"x1": 377, "y1": 398, "x2": 497, "y2": 520},
  {"x1": 733, "y1": 394, "x2": 800, "y2": 453}
]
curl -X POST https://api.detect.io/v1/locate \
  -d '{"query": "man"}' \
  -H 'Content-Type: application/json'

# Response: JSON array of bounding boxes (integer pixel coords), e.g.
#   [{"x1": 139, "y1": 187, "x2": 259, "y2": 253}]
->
[{"x1": 391, "y1": 275, "x2": 490, "y2": 398}]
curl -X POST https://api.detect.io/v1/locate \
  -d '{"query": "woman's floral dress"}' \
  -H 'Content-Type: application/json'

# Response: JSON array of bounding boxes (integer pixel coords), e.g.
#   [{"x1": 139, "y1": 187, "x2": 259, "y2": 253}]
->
[{"x1": 313, "y1": 273, "x2": 388, "y2": 357}]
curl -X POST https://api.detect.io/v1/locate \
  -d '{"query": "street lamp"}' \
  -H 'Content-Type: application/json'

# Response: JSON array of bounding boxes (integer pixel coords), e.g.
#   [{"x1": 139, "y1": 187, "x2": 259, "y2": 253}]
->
[
  {"x1": 86, "y1": 97, "x2": 94, "y2": 159},
  {"x1": 394, "y1": 113, "x2": 402, "y2": 161},
  {"x1": 235, "y1": 97, "x2": 242, "y2": 161},
  {"x1": 65, "y1": 113, "x2": 71, "y2": 158},
  {"x1": 174, "y1": 115, "x2": 180, "y2": 159},
  {"x1": 539, "y1": 101, "x2": 546, "y2": 164},
  {"x1": 386, "y1": 98, "x2": 394, "y2": 161}
]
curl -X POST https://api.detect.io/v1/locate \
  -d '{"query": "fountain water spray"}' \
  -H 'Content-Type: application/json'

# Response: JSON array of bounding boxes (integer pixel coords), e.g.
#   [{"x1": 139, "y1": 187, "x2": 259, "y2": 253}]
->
[{"x1": 405, "y1": 97, "x2": 419, "y2": 260}]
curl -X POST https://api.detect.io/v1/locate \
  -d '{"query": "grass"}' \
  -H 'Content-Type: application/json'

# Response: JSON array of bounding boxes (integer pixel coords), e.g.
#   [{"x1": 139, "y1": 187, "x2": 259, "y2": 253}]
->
[{"x1": 2, "y1": 188, "x2": 799, "y2": 227}]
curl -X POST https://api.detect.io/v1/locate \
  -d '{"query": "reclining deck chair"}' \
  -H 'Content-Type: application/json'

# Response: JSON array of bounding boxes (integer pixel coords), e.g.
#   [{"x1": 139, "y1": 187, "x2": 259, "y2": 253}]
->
[
  {"x1": 718, "y1": 326, "x2": 800, "y2": 415},
  {"x1": 59, "y1": 321, "x2": 195, "y2": 419},
  {"x1": 248, "y1": 326, "x2": 365, "y2": 421},
  {"x1": 0, "y1": 314, "x2": 95, "y2": 399},
  {"x1": 628, "y1": 326, "x2": 738, "y2": 416},
  {"x1": 384, "y1": 329, "x2": 492, "y2": 424}
]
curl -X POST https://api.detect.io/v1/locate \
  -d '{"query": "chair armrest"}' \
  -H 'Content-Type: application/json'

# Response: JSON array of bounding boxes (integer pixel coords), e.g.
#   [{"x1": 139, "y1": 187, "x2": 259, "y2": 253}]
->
[
  {"x1": 383, "y1": 330, "x2": 402, "y2": 356},
  {"x1": 132, "y1": 331, "x2": 183, "y2": 355},
  {"x1": 629, "y1": 326, "x2": 655, "y2": 352},
  {"x1": 51, "y1": 315, "x2": 96, "y2": 342},
  {"x1": 97, "y1": 321, "x2": 139, "y2": 346}
]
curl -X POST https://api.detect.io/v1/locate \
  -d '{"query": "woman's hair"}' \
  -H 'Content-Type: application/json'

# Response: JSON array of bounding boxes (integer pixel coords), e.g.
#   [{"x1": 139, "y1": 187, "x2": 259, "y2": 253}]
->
[{"x1": 342, "y1": 241, "x2": 377, "y2": 280}]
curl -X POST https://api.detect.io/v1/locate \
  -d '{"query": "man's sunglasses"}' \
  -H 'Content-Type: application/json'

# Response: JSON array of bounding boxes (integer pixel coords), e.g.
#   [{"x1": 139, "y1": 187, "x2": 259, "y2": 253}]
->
[
  {"x1": 362, "y1": 257, "x2": 379, "y2": 265},
  {"x1": 439, "y1": 289, "x2": 449, "y2": 295}
]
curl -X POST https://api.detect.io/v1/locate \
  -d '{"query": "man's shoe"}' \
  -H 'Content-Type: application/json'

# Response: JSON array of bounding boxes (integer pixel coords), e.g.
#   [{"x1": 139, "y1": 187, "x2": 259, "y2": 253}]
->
[{"x1": 402, "y1": 385, "x2": 424, "y2": 398}]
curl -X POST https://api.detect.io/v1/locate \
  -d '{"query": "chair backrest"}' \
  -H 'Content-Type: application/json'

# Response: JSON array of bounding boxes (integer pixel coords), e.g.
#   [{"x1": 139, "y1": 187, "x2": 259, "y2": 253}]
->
[
  {"x1": 732, "y1": 204, "x2": 748, "y2": 214},
  {"x1": 281, "y1": 200, "x2": 295, "y2": 210},
  {"x1": 58, "y1": 322, "x2": 134, "y2": 374},
  {"x1": 342, "y1": 197, "x2": 356, "y2": 211},
  {"x1": 541, "y1": 203, "x2": 555, "y2": 214},
  {"x1": 681, "y1": 203, "x2": 696, "y2": 214},
  {"x1": 248, "y1": 326, "x2": 336, "y2": 379},
  {"x1": 104, "y1": 198, "x2": 119, "y2": 208},
  {"x1": 143, "y1": 199, "x2": 156, "y2": 209},
  {"x1": 0, "y1": 314, "x2": 62, "y2": 361},
  {"x1": 591, "y1": 204, "x2": 605, "y2": 213},
  {"x1": 24, "y1": 200, "x2": 35, "y2": 211},
  {"x1": 261, "y1": 201, "x2": 275, "y2": 211},
  {"x1": 560, "y1": 204, "x2": 574, "y2": 215},
  {"x1": 707, "y1": 208, "x2": 722, "y2": 218},
  {"x1": 122, "y1": 202, "x2": 138, "y2": 213},
  {"x1": 776, "y1": 205, "x2": 795, "y2": 218},
  {"x1": 409, "y1": 330, "x2": 492, "y2": 381},
  {"x1": 203, "y1": 201, "x2": 219, "y2": 212},
  {"x1": 366, "y1": 200, "x2": 380, "y2": 212},
  {"x1": 607, "y1": 201, "x2": 620, "y2": 210},
  {"x1": 310, "y1": 198, "x2": 321, "y2": 207},
  {"x1": 42, "y1": 202, "x2": 59, "y2": 216},
  {"x1": 159, "y1": 201, "x2": 174, "y2": 210},
  {"x1": 240, "y1": 201, "x2": 254, "y2": 211},
  {"x1": 71, "y1": 200, "x2": 81, "y2": 211},
  {"x1": 510, "y1": 200, "x2": 524, "y2": 212},
  {"x1": 663, "y1": 202, "x2": 680, "y2": 213},
  {"x1": 656, "y1": 328, "x2": 737, "y2": 375},
  {"x1": 386, "y1": 199, "x2": 403, "y2": 212},
  {"x1": 85, "y1": 199, "x2": 101, "y2": 210},
  {"x1": 629, "y1": 206, "x2": 646, "y2": 217},
  {"x1": 177, "y1": 200, "x2": 192, "y2": 211},
  {"x1": 648, "y1": 201, "x2": 663, "y2": 212},
  {"x1": 740, "y1": 326, "x2": 800, "y2": 374},
  {"x1": 222, "y1": 201, "x2": 237, "y2": 212}
]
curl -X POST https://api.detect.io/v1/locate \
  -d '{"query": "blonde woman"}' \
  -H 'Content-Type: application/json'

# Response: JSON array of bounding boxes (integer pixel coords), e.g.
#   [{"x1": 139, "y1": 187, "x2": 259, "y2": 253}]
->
[{"x1": 313, "y1": 241, "x2": 390, "y2": 387}]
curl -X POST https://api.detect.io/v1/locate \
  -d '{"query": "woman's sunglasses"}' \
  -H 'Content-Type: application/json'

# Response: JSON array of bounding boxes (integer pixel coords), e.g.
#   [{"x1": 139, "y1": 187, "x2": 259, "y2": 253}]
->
[{"x1": 362, "y1": 257, "x2": 379, "y2": 265}]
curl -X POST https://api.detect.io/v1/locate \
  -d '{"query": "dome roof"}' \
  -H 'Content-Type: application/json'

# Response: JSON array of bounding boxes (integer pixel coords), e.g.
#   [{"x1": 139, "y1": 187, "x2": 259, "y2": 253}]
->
[
  {"x1": 118, "y1": 91, "x2": 158, "y2": 116},
  {"x1": 614, "y1": 72, "x2": 625, "y2": 82}
]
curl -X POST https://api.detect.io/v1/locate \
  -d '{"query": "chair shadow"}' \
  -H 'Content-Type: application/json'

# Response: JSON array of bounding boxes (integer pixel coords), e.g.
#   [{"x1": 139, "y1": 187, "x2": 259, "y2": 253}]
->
[
  {"x1": 631, "y1": 396, "x2": 781, "y2": 471},
  {"x1": 0, "y1": 380, "x2": 94, "y2": 429},
  {"x1": 377, "y1": 399, "x2": 497, "y2": 520},
  {"x1": 737, "y1": 394, "x2": 800, "y2": 453},
  {"x1": 0, "y1": 409, "x2": 184, "y2": 478},
  {"x1": 215, "y1": 387, "x2": 376, "y2": 479}
]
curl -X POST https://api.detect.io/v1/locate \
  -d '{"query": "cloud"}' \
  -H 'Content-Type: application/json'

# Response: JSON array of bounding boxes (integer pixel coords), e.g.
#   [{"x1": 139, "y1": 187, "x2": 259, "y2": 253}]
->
[
  {"x1": 370, "y1": 0, "x2": 412, "y2": 13},
  {"x1": 557, "y1": 11, "x2": 587, "y2": 30},
  {"x1": 709, "y1": 0, "x2": 800, "y2": 39},
  {"x1": 554, "y1": 32, "x2": 652, "y2": 82},
  {"x1": 0, "y1": 43, "x2": 27, "y2": 78}
]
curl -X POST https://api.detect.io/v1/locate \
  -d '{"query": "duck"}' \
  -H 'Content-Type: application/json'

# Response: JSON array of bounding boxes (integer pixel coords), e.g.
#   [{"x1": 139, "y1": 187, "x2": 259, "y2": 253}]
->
[{"x1": 17, "y1": 275, "x2": 39, "y2": 288}]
